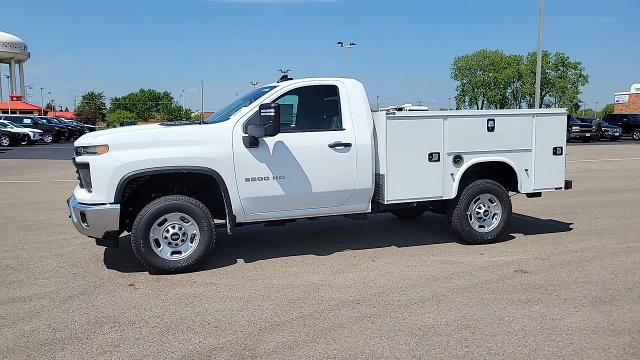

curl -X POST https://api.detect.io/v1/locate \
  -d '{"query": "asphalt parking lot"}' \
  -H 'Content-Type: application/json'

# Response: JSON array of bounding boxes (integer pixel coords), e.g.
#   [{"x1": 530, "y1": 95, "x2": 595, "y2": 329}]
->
[{"x1": 1, "y1": 142, "x2": 639, "y2": 359}]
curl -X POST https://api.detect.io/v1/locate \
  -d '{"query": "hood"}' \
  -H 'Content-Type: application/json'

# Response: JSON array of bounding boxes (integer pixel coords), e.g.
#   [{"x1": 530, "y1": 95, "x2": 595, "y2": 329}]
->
[{"x1": 74, "y1": 122, "x2": 203, "y2": 146}]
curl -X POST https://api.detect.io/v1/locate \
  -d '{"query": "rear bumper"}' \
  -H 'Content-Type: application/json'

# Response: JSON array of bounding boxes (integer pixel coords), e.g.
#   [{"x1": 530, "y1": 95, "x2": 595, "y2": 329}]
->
[{"x1": 67, "y1": 195, "x2": 120, "y2": 239}]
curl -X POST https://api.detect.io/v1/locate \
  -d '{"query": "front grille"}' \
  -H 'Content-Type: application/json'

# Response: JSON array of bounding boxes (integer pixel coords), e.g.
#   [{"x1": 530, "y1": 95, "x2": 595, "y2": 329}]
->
[{"x1": 74, "y1": 160, "x2": 92, "y2": 192}]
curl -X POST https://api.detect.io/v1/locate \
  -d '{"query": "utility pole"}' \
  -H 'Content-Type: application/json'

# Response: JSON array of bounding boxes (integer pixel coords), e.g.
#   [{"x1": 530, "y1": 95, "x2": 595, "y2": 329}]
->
[
  {"x1": 250, "y1": 81, "x2": 259, "y2": 89},
  {"x1": 534, "y1": 0, "x2": 544, "y2": 108},
  {"x1": 200, "y1": 80, "x2": 204, "y2": 124},
  {"x1": 337, "y1": 41, "x2": 357, "y2": 76}
]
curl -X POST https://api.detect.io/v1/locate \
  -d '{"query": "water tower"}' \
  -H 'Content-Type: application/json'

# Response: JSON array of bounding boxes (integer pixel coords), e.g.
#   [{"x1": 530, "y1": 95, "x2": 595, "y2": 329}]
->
[{"x1": 0, "y1": 31, "x2": 30, "y2": 101}]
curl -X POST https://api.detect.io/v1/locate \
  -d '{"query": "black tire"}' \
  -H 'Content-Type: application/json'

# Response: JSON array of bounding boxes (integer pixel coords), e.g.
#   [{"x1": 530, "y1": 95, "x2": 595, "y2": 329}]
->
[
  {"x1": 19, "y1": 135, "x2": 30, "y2": 145},
  {"x1": 390, "y1": 206, "x2": 427, "y2": 219},
  {"x1": 130, "y1": 195, "x2": 215, "y2": 273},
  {"x1": 0, "y1": 134, "x2": 11, "y2": 147},
  {"x1": 594, "y1": 133, "x2": 601, "y2": 142},
  {"x1": 581, "y1": 137, "x2": 591, "y2": 143},
  {"x1": 632, "y1": 129, "x2": 640, "y2": 141},
  {"x1": 449, "y1": 179, "x2": 512, "y2": 245},
  {"x1": 43, "y1": 132, "x2": 54, "y2": 144}
]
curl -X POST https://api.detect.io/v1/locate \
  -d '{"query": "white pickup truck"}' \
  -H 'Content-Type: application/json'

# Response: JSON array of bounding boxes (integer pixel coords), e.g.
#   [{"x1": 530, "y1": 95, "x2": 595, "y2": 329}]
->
[{"x1": 68, "y1": 77, "x2": 571, "y2": 273}]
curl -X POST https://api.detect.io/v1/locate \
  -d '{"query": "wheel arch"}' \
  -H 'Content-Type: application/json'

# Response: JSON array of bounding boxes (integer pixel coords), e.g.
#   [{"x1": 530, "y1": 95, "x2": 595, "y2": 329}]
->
[
  {"x1": 453, "y1": 158, "x2": 520, "y2": 196},
  {"x1": 115, "y1": 166, "x2": 235, "y2": 234}
]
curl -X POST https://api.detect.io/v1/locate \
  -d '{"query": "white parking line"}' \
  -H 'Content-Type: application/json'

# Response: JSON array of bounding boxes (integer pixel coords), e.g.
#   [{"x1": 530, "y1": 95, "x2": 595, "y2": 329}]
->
[
  {"x1": 0, "y1": 180, "x2": 77, "y2": 183},
  {"x1": 567, "y1": 157, "x2": 640, "y2": 163}
]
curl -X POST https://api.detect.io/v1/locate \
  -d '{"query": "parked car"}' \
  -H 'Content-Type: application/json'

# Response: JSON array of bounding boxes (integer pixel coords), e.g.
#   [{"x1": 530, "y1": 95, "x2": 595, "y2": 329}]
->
[
  {"x1": 602, "y1": 114, "x2": 640, "y2": 140},
  {"x1": 123, "y1": 120, "x2": 138, "y2": 126},
  {"x1": 65, "y1": 120, "x2": 97, "y2": 132},
  {"x1": 38, "y1": 117, "x2": 85, "y2": 140},
  {"x1": 0, "y1": 120, "x2": 43, "y2": 144},
  {"x1": 0, "y1": 114, "x2": 66, "y2": 143},
  {"x1": 0, "y1": 127, "x2": 23, "y2": 147},
  {"x1": 567, "y1": 115, "x2": 595, "y2": 142},
  {"x1": 592, "y1": 120, "x2": 622, "y2": 141}
]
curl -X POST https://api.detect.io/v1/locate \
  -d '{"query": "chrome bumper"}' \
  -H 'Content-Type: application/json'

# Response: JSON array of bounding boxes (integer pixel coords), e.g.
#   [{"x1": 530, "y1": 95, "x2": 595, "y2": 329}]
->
[{"x1": 68, "y1": 195, "x2": 120, "y2": 239}]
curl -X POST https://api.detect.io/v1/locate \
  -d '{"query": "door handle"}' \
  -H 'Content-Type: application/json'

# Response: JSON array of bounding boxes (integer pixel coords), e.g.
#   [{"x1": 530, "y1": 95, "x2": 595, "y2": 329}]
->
[{"x1": 328, "y1": 141, "x2": 352, "y2": 149}]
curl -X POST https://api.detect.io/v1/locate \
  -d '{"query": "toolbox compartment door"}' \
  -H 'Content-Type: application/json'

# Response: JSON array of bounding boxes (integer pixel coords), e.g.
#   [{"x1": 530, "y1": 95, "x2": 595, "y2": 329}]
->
[{"x1": 533, "y1": 113, "x2": 567, "y2": 190}]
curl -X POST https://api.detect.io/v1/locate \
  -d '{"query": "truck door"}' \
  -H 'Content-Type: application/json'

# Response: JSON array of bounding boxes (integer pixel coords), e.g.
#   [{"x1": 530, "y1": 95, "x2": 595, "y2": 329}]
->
[{"x1": 233, "y1": 84, "x2": 357, "y2": 215}]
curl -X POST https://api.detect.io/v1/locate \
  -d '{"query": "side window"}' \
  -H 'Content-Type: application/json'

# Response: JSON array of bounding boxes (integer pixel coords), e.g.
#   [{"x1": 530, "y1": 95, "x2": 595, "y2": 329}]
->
[
  {"x1": 243, "y1": 85, "x2": 342, "y2": 133},
  {"x1": 22, "y1": 118, "x2": 33, "y2": 125}
]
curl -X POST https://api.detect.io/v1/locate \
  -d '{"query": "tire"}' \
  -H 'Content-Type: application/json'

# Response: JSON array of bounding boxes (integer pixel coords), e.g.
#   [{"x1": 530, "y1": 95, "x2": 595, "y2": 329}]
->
[
  {"x1": 581, "y1": 137, "x2": 591, "y2": 143},
  {"x1": 390, "y1": 206, "x2": 427, "y2": 219},
  {"x1": 632, "y1": 129, "x2": 640, "y2": 141},
  {"x1": 19, "y1": 135, "x2": 29, "y2": 145},
  {"x1": 0, "y1": 134, "x2": 11, "y2": 147},
  {"x1": 610, "y1": 137, "x2": 619, "y2": 141},
  {"x1": 594, "y1": 133, "x2": 601, "y2": 142},
  {"x1": 43, "y1": 132, "x2": 54, "y2": 143},
  {"x1": 449, "y1": 179, "x2": 512, "y2": 245},
  {"x1": 130, "y1": 195, "x2": 215, "y2": 273}
]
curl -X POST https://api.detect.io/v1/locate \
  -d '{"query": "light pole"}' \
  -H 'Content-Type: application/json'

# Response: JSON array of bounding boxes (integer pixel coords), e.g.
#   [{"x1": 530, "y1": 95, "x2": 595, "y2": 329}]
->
[
  {"x1": 337, "y1": 41, "x2": 357, "y2": 75},
  {"x1": 595, "y1": 101, "x2": 599, "y2": 118},
  {"x1": 180, "y1": 89, "x2": 185, "y2": 109},
  {"x1": 376, "y1": 96, "x2": 380, "y2": 111},
  {"x1": 0, "y1": 66, "x2": 3, "y2": 102},
  {"x1": 40, "y1": 87, "x2": 44, "y2": 115},
  {"x1": 534, "y1": 0, "x2": 544, "y2": 108},
  {"x1": 448, "y1": 97, "x2": 452, "y2": 110},
  {"x1": 250, "y1": 81, "x2": 259, "y2": 89}
]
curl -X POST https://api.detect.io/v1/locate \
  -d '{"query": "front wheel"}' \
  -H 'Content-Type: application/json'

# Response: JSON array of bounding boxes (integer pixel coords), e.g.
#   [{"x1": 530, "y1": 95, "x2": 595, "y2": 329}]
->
[
  {"x1": 632, "y1": 129, "x2": 640, "y2": 141},
  {"x1": 0, "y1": 134, "x2": 11, "y2": 147},
  {"x1": 449, "y1": 179, "x2": 512, "y2": 245},
  {"x1": 43, "y1": 132, "x2": 54, "y2": 143},
  {"x1": 130, "y1": 195, "x2": 215, "y2": 273},
  {"x1": 19, "y1": 135, "x2": 30, "y2": 145}
]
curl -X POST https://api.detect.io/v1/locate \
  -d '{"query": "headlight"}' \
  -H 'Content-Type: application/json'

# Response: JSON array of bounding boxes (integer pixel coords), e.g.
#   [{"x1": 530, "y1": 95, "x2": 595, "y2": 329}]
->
[{"x1": 75, "y1": 145, "x2": 109, "y2": 156}]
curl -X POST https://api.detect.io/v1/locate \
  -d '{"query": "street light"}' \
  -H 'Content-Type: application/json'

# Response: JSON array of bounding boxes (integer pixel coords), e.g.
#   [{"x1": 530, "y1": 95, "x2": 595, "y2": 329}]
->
[
  {"x1": 448, "y1": 97, "x2": 452, "y2": 110},
  {"x1": 337, "y1": 41, "x2": 357, "y2": 76},
  {"x1": 40, "y1": 87, "x2": 44, "y2": 115},
  {"x1": 250, "y1": 81, "x2": 259, "y2": 89},
  {"x1": 534, "y1": 0, "x2": 544, "y2": 108},
  {"x1": 4, "y1": 75, "x2": 10, "y2": 114},
  {"x1": 180, "y1": 89, "x2": 185, "y2": 109}
]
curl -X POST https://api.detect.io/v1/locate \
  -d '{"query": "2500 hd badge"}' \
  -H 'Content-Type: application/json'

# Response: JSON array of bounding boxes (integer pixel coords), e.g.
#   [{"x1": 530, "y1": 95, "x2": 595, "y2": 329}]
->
[{"x1": 245, "y1": 175, "x2": 285, "y2": 182}]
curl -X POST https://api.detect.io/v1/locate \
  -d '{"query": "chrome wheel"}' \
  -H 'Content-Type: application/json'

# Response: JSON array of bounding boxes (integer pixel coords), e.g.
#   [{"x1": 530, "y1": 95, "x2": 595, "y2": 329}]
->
[
  {"x1": 633, "y1": 130, "x2": 640, "y2": 141},
  {"x1": 466, "y1": 194, "x2": 502, "y2": 233},
  {"x1": 43, "y1": 132, "x2": 53, "y2": 143},
  {"x1": 0, "y1": 135, "x2": 10, "y2": 147},
  {"x1": 19, "y1": 135, "x2": 29, "y2": 145},
  {"x1": 149, "y1": 212, "x2": 200, "y2": 260}
]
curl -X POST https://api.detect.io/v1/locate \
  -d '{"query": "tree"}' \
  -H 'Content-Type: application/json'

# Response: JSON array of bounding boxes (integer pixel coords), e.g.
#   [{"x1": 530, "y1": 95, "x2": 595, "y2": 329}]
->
[
  {"x1": 599, "y1": 103, "x2": 614, "y2": 118},
  {"x1": 451, "y1": 50, "x2": 523, "y2": 110},
  {"x1": 451, "y1": 49, "x2": 588, "y2": 111},
  {"x1": 75, "y1": 91, "x2": 107, "y2": 125},
  {"x1": 109, "y1": 89, "x2": 191, "y2": 121},
  {"x1": 45, "y1": 102, "x2": 55, "y2": 111},
  {"x1": 105, "y1": 109, "x2": 136, "y2": 127},
  {"x1": 521, "y1": 51, "x2": 588, "y2": 110}
]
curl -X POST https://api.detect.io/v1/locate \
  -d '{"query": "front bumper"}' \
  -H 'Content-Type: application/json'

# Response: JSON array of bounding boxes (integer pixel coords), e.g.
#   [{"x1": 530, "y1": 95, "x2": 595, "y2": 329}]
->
[
  {"x1": 569, "y1": 132, "x2": 592, "y2": 139},
  {"x1": 68, "y1": 195, "x2": 121, "y2": 238}
]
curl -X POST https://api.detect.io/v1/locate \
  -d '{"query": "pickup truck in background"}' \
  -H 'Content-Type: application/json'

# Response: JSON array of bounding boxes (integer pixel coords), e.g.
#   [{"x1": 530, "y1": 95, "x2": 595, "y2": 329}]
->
[{"x1": 68, "y1": 78, "x2": 571, "y2": 273}]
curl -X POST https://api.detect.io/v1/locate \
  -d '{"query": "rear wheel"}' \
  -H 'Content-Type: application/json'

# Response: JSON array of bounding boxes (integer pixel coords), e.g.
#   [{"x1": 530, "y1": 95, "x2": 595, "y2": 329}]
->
[
  {"x1": 130, "y1": 195, "x2": 215, "y2": 273},
  {"x1": 632, "y1": 129, "x2": 640, "y2": 141},
  {"x1": 449, "y1": 179, "x2": 512, "y2": 245},
  {"x1": 390, "y1": 206, "x2": 427, "y2": 219}
]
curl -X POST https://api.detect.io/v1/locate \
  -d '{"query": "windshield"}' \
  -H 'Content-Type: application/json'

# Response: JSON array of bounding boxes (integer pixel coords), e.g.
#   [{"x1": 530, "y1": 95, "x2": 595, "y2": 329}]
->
[{"x1": 204, "y1": 86, "x2": 278, "y2": 124}]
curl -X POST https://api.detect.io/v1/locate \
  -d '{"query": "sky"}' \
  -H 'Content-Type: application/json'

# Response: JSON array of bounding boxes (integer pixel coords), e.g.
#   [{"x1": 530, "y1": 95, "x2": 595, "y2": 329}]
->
[{"x1": 1, "y1": 0, "x2": 638, "y2": 112}]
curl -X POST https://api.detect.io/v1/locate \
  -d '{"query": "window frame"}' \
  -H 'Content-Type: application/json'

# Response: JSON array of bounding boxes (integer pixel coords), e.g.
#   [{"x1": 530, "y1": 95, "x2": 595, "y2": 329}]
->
[{"x1": 242, "y1": 84, "x2": 345, "y2": 134}]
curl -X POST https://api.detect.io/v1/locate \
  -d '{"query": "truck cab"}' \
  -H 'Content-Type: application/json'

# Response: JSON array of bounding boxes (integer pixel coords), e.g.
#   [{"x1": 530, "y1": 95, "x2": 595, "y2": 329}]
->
[{"x1": 68, "y1": 78, "x2": 570, "y2": 273}]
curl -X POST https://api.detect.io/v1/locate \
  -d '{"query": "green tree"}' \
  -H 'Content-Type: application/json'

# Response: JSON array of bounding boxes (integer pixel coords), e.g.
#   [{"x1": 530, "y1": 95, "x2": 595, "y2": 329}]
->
[
  {"x1": 450, "y1": 50, "x2": 524, "y2": 109},
  {"x1": 105, "y1": 109, "x2": 136, "y2": 127},
  {"x1": 109, "y1": 89, "x2": 190, "y2": 121},
  {"x1": 599, "y1": 103, "x2": 614, "y2": 118},
  {"x1": 74, "y1": 91, "x2": 107, "y2": 125},
  {"x1": 451, "y1": 49, "x2": 588, "y2": 111},
  {"x1": 521, "y1": 51, "x2": 588, "y2": 110}
]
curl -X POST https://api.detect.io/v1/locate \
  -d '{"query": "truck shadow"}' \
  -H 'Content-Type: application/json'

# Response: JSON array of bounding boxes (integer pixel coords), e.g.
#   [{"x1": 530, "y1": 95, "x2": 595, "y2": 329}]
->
[{"x1": 103, "y1": 213, "x2": 573, "y2": 274}]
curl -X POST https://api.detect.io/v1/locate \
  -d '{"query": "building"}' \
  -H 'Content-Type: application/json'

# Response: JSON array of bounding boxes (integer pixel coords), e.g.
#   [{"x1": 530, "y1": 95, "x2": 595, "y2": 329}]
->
[{"x1": 614, "y1": 83, "x2": 640, "y2": 114}]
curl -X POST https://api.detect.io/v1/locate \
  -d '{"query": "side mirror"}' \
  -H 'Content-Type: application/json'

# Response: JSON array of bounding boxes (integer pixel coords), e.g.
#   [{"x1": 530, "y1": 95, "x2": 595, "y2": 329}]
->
[{"x1": 248, "y1": 103, "x2": 280, "y2": 138}]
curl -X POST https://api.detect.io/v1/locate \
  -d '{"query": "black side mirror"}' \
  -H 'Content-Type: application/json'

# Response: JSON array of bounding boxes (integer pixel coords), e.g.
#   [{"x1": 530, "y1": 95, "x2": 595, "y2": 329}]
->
[{"x1": 244, "y1": 103, "x2": 280, "y2": 148}]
